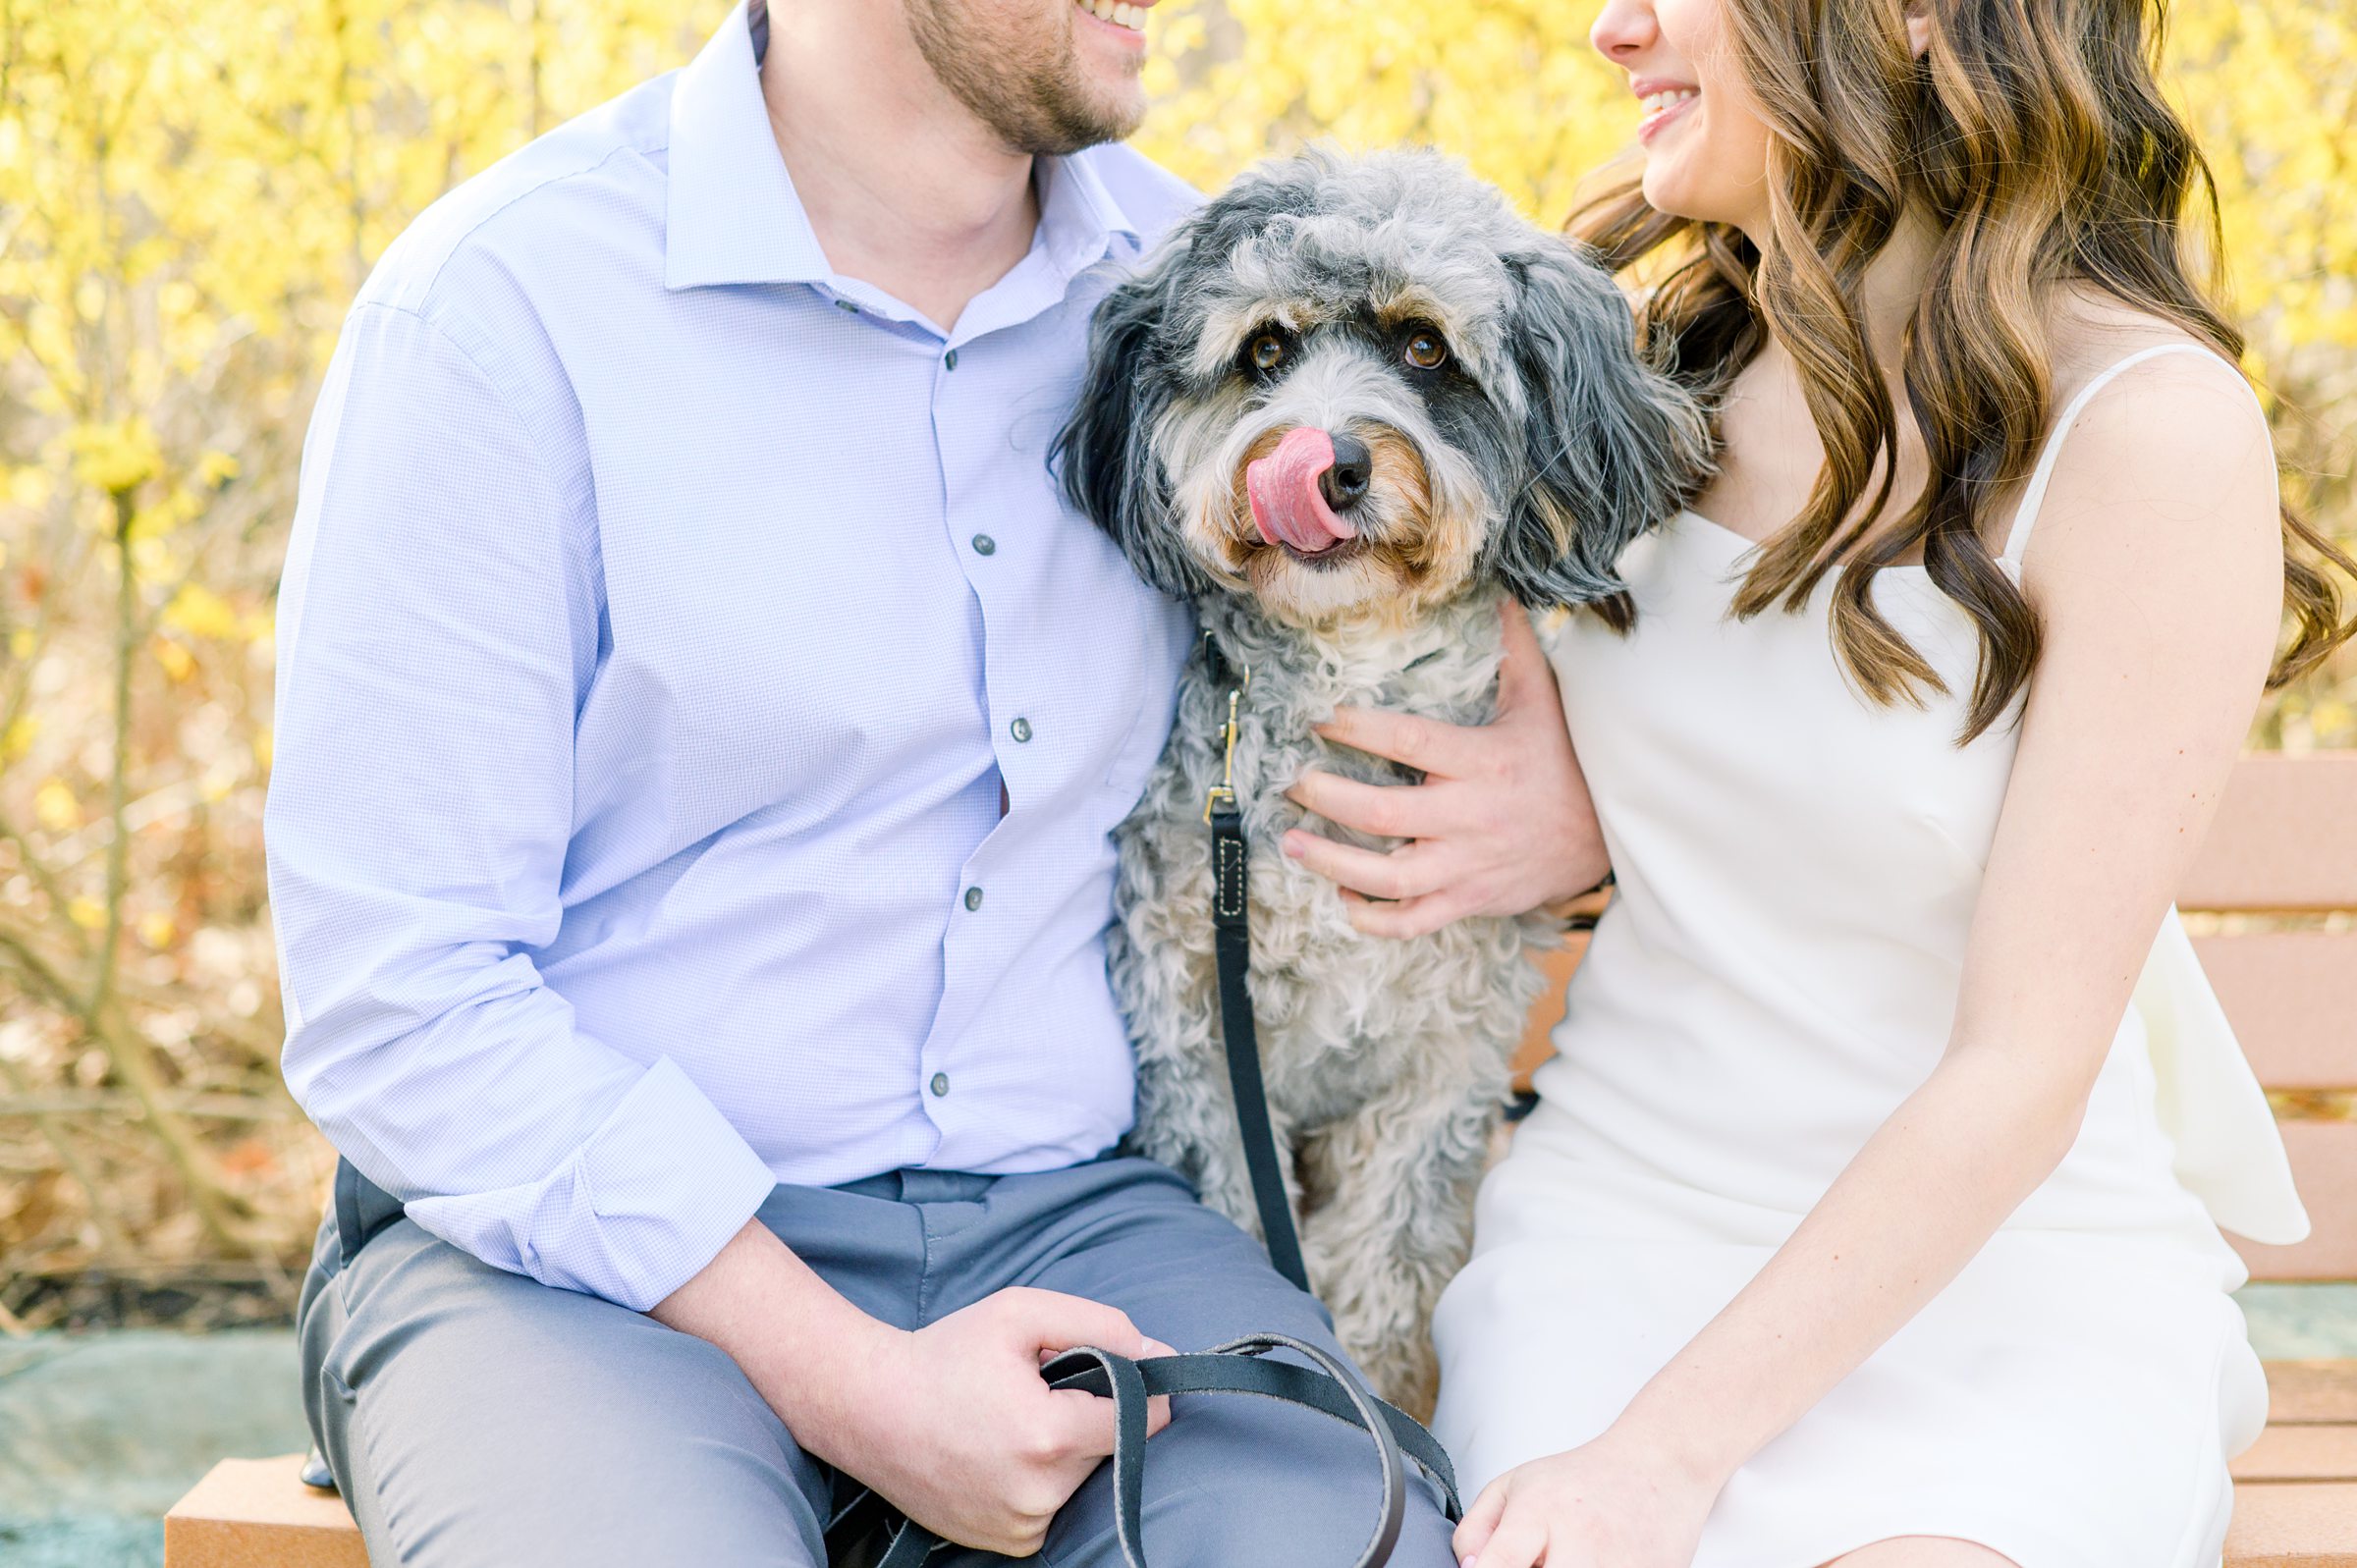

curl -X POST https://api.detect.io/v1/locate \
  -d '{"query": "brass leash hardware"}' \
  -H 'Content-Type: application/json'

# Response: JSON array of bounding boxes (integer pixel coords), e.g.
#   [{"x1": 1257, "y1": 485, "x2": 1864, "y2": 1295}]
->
[{"x1": 1202, "y1": 657, "x2": 1250, "y2": 825}]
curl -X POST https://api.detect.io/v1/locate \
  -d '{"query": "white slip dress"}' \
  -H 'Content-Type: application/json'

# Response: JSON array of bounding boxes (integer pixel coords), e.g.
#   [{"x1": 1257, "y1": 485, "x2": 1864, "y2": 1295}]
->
[{"x1": 1430, "y1": 344, "x2": 2311, "y2": 1567}]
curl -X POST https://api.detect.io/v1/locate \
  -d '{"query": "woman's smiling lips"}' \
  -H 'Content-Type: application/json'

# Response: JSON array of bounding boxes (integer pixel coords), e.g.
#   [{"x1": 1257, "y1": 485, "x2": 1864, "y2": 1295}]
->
[{"x1": 1630, "y1": 76, "x2": 1700, "y2": 143}]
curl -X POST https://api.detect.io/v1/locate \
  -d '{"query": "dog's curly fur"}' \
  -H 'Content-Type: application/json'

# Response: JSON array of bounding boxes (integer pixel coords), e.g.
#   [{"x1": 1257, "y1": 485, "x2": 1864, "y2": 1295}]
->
[{"x1": 1056, "y1": 148, "x2": 1711, "y2": 1414}]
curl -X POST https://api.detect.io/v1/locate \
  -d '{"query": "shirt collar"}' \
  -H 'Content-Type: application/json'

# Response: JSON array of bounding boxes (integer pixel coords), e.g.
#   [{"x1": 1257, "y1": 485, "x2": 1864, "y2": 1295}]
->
[
  {"x1": 665, "y1": 1, "x2": 829, "y2": 290},
  {"x1": 1035, "y1": 144, "x2": 1140, "y2": 279},
  {"x1": 666, "y1": 1, "x2": 1142, "y2": 294}
]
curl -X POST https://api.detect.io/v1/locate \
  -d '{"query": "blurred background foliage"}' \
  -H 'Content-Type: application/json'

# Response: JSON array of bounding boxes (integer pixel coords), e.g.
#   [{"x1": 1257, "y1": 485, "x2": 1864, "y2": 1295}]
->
[{"x1": 0, "y1": 0, "x2": 2351, "y2": 1324}]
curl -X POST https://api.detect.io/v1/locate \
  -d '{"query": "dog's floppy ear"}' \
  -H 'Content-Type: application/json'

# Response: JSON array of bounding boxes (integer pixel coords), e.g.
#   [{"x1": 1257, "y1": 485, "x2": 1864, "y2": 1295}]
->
[
  {"x1": 1496, "y1": 238, "x2": 1712, "y2": 620},
  {"x1": 1053, "y1": 244, "x2": 1211, "y2": 600}
]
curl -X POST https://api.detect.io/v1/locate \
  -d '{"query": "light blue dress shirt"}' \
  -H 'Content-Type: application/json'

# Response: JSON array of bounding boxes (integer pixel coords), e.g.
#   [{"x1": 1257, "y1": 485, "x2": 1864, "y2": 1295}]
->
[{"x1": 266, "y1": 2, "x2": 1199, "y2": 1312}]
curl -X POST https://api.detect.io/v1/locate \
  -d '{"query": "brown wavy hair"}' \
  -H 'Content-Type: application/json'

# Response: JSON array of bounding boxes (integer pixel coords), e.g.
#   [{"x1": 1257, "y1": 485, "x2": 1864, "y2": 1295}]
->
[{"x1": 1571, "y1": 0, "x2": 2357, "y2": 742}]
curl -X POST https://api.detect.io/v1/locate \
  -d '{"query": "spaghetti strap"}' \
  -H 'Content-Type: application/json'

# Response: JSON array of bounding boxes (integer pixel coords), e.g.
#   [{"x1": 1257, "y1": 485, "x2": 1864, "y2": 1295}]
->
[{"x1": 1999, "y1": 343, "x2": 2249, "y2": 567}]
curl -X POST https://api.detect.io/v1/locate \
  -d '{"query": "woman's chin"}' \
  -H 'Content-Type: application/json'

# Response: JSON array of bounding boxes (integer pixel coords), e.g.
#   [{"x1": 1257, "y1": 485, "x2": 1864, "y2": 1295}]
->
[
  {"x1": 1638, "y1": 162, "x2": 1705, "y2": 225},
  {"x1": 1639, "y1": 159, "x2": 1752, "y2": 233}
]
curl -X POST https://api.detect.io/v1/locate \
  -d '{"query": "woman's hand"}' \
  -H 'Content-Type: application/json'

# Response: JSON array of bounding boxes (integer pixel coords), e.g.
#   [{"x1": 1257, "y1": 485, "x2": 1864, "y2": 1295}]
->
[
  {"x1": 1281, "y1": 598, "x2": 1608, "y2": 940},
  {"x1": 1453, "y1": 1434, "x2": 1718, "y2": 1568}
]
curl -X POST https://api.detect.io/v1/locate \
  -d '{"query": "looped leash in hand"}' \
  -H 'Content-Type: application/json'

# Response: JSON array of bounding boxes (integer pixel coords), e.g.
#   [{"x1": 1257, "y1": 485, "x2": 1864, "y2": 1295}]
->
[
  {"x1": 822, "y1": 1333, "x2": 1462, "y2": 1568},
  {"x1": 1198, "y1": 631, "x2": 1311, "y2": 1293}
]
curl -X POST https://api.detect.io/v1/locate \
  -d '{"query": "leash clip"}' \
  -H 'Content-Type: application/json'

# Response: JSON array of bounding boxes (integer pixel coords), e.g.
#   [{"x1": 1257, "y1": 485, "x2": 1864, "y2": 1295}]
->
[{"x1": 1203, "y1": 675, "x2": 1248, "y2": 824}]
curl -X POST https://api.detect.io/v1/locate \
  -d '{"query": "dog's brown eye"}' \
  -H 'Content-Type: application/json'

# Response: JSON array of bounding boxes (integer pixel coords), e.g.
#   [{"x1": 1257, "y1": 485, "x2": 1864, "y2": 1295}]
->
[
  {"x1": 1403, "y1": 330, "x2": 1449, "y2": 370},
  {"x1": 1249, "y1": 333, "x2": 1287, "y2": 372}
]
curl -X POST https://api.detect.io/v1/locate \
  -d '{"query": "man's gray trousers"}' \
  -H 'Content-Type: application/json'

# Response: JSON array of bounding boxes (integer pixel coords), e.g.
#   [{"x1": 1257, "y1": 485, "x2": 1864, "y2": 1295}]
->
[{"x1": 296, "y1": 1155, "x2": 1458, "y2": 1567}]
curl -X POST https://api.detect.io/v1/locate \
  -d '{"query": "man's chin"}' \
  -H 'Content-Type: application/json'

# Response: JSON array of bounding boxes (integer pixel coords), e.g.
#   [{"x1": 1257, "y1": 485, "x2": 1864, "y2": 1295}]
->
[
  {"x1": 1049, "y1": 46, "x2": 1150, "y2": 138},
  {"x1": 1081, "y1": 100, "x2": 1147, "y2": 148},
  {"x1": 1020, "y1": 89, "x2": 1145, "y2": 156},
  {"x1": 905, "y1": 0, "x2": 1144, "y2": 158}
]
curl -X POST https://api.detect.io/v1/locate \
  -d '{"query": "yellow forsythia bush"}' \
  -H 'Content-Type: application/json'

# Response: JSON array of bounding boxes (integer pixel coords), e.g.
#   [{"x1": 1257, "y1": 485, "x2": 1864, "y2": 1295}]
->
[{"x1": 0, "y1": 0, "x2": 2349, "y2": 1295}]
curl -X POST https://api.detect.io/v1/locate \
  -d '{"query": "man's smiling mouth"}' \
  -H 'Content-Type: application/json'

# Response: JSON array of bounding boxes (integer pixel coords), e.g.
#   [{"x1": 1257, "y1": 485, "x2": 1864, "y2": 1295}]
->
[{"x1": 1074, "y1": 0, "x2": 1147, "y2": 33}]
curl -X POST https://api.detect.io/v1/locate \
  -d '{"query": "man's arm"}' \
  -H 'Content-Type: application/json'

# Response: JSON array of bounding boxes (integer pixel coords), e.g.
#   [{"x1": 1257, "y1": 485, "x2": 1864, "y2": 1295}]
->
[
  {"x1": 269, "y1": 300, "x2": 776, "y2": 1310},
  {"x1": 269, "y1": 299, "x2": 1165, "y2": 1553}
]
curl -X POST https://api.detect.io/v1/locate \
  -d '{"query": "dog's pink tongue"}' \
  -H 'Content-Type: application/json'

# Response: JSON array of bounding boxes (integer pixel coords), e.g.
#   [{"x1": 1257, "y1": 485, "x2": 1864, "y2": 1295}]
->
[{"x1": 1246, "y1": 426, "x2": 1359, "y2": 554}]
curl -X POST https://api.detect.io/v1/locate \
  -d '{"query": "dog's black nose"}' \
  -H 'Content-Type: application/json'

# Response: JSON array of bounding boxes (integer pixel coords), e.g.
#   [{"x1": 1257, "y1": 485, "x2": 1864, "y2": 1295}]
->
[{"x1": 1319, "y1": 432, "x2": 1373, "y2": 512}]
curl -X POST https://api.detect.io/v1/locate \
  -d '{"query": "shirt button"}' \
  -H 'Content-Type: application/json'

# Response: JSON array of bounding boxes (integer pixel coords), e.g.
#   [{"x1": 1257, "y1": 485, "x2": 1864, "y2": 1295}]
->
[
  {"x1": 944, "y1": 348, "x2": 959, "y2": 371},
  {"x1": 930, "y1": 1071, "x2": 951, "y2": 1098},
  {"x1": 972, "y1": 533, "x2": 996, "y2": 556},
  {"x1": 1010, "y1": 717, "x2": 1032, "y2": 743},
  {"x1": 963, "y1": 886, "x2": 984, "y2": 912}
]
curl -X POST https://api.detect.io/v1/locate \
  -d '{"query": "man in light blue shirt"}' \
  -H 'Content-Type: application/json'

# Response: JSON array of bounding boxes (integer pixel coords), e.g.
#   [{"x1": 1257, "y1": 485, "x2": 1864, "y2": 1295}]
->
[{"x1": 270, "y1": 1, "x2": 1597, "y2": 1561}]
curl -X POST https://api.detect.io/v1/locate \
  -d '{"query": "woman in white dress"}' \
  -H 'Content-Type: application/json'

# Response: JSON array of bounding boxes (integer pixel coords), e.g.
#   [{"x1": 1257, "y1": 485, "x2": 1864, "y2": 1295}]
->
[{"x1": 1278, "y1": 0, "x2": 2357, "y2": 1562}]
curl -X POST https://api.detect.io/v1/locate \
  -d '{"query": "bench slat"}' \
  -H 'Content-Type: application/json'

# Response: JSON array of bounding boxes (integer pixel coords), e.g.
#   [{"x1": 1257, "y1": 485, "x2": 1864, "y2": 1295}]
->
[
  {"x1": 2235, "y1": 1426, "x2": 2357, "y2": 1484},
  {"x1": 2181, "y1": 755, "x2": 2357, "y2": 914},
  {"x1": 2234, "y1": 1125, "x2": 2357, "y2": 1283},
  {"x1": 162, "y1": 1442, "x2": 2357, "y2": 1568},
  {"x1": 2268, "y1": 1362, "x2": 2357, "y2": 1426},
  {"x1": 2221, "y1": 1481, "x2": 2357, "y2": 1566},
  {"x1": 164, "y1": 1455, "x2": 364, "y2": 1568},
  {"x1": 2194, "y1": 934, "x2": 2357, "y2": 1092},
  {"x1": 1511, "y1": 936, "x2": 1585, "y2": 1086}
]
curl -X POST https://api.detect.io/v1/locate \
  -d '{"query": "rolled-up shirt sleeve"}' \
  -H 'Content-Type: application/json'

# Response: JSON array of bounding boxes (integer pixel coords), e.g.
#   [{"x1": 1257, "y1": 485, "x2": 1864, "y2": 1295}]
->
[{"x1": 266, "y1": 301, "x2": 777, "y2": 1311}]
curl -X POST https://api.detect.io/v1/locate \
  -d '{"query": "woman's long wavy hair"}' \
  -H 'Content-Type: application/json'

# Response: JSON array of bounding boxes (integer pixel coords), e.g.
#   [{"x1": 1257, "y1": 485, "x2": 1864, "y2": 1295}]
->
[{"x1": 1572, "y1": 0, "x2": 2356, "y2": 742}]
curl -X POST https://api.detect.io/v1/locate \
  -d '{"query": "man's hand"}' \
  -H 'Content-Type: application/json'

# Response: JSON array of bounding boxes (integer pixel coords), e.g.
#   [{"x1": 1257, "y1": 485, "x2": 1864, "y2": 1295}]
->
[
  {"x1": 1281, "y1": 599, "x2": 1608, "y2": 940},
  {"x1": 799, "y1": 1288, "x2": 1176, "y2": 1554},
  {"x1": 654, "y1": 1222, "x2": 1171, "y2": 1556}
]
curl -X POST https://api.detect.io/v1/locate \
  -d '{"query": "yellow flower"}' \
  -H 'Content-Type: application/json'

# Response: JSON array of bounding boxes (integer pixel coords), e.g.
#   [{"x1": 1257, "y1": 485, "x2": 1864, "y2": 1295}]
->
[
  {"x1": 129, "y1": 488, "x2": 201, "y2": 543},
  {"x1": 137, "y1": 911, "x2": 179, "y2": 949},
  {"x1": 164, "y1": 583, "x2": 242, "y2": 641},
  {"x1": 69, "y1": 419, "x2": 162, "y2": 495},
  {"x1": 153, "y1": 638, "x2": 197, "y2": 681},
  {"x1": 34, "y1": 778, "x2": 80, "y2": 832},
  {"x1": 67, "y1": 896, "x2": 105, "y2": 931}
]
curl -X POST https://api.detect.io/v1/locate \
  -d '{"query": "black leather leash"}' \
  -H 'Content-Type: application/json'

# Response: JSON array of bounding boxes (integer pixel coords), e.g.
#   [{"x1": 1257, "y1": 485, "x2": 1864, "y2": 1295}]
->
[
  {"x1": 822, "y1": 1333, "x2": 1461, "y2": 1568},
  {"x1": 1198, "y1": 632, "x2": 1312, "y2": 1293}
]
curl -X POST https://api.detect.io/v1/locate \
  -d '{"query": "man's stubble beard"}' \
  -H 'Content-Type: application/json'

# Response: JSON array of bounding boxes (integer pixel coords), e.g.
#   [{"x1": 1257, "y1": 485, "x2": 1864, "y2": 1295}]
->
[{"x1": 904, "y1": 0, "x2": 1143, "y2": 157}]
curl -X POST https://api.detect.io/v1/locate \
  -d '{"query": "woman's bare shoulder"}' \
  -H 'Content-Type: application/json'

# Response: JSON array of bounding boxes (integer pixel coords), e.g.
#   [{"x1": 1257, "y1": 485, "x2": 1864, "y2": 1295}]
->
[
  {"x1": 2024, "y1": 297, "x2": 2277, "y2": 598},
  {"x1": 1971, "y1": 293, "x2": 2263, "y2": 568},
  {"x1": 2043, "y1": 290, "x2": 2238, "y2": 394},
  {"x1": 2028, "y1": 291, "x2": 2258, "y2": 473}
]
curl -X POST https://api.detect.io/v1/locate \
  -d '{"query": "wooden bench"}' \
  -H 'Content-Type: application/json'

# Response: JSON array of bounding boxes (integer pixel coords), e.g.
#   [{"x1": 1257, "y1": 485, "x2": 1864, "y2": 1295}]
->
[{"x1": 166, "y1": 754, "x2": 2357, "y2": 1566}]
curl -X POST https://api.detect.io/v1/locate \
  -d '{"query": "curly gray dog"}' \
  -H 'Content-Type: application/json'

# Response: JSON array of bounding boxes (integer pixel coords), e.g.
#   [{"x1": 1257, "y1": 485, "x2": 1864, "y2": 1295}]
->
[{"x1": 1056, "y1": 148, "x2": 1710, "y2": 1414}]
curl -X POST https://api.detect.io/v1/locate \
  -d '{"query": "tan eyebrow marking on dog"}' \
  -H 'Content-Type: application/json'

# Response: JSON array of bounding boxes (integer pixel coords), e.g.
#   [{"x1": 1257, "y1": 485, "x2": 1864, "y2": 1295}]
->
[
  {"x1": 1190, "y1": 297, "x2": 1327, "y2": 380},
  {"x1": 1373, "y1": 282, "x2": 1472, "y2": 334},
  {"x1": 1369, "y1": 281, "x2": 1497, "y2": 382}
]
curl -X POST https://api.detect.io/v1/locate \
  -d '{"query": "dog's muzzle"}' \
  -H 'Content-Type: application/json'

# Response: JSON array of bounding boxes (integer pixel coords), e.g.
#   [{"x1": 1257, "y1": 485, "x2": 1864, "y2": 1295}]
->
[{"x1": 1245, "y1": 426, "x2": 1374, "y2": 559}]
